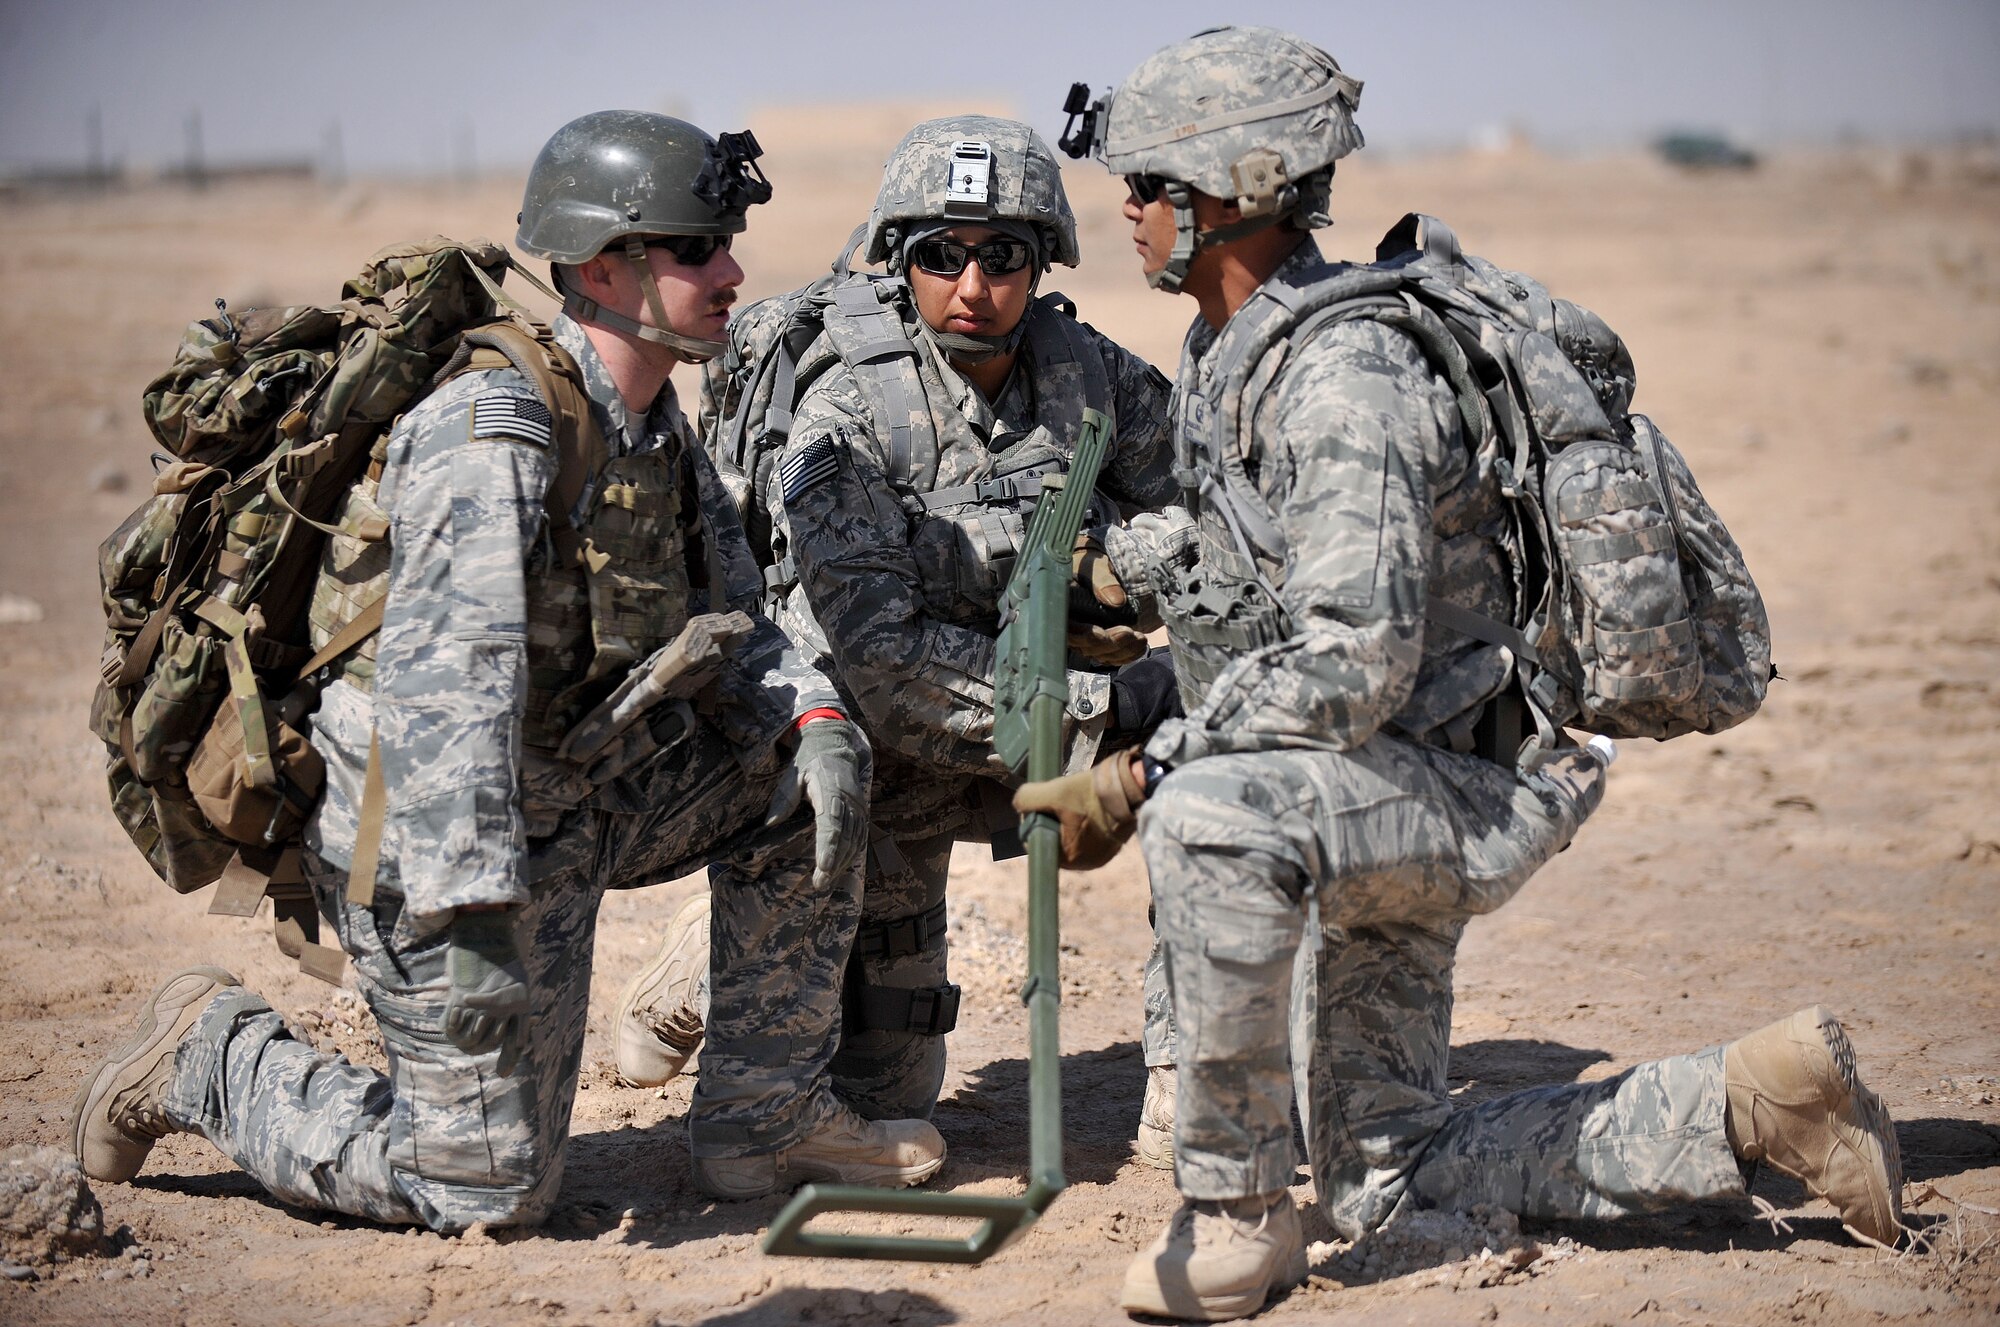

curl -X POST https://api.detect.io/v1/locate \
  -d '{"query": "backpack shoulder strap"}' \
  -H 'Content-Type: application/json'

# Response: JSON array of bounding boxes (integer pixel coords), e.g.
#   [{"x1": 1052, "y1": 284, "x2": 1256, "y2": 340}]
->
[
  {"x1": 449, "y1": 319, "x2": 608, "y2": 562},
  {"x1": 821, "y1": 277, "x2": 933, "y2": 490},
  {"x1": 1024, "y1": 292, "x2": 1116, "y2": 435}
]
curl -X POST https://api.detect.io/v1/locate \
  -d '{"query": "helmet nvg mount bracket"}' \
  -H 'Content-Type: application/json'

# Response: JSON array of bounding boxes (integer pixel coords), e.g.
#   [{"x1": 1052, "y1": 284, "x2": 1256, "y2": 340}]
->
[
  {"x1": 1059, "y1": 26, "x2": 1364, "y2": 292},
  {"x1": 515, "y1": 109, "x2": 771, "y2": 361}
]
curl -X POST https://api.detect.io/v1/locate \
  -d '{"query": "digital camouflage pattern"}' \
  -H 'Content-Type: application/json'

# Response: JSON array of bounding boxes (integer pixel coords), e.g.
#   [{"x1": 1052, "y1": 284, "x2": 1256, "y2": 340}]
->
[
  {"x1": 1131, "y1": 231, "x2": 1747, "y2": 1234},
  {"x1": 863, "y1": 116, "x2": 1079, "y2": 269},
  {"x1": 307, "y1": 313, "x2": 837, "y2": 923},
  {"x1": 769, "y1": 293, "x2": 1179, "y2": 1112},
  {"x1": 1094, "y1": 26, "x2": 1364, "y2": 207},
  {"x1": 167, "y1": 314, "x2": 862, "y2": 1230},
  {"x1": 776, "y1": 300, "x2": 1176, "y2": 779}
]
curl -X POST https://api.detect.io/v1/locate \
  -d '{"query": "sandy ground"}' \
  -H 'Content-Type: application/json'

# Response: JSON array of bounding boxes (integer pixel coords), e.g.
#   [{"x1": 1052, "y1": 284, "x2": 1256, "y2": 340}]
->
[{"x1": 0, "y1": 113, "x2": 1996, "y2": 1326}]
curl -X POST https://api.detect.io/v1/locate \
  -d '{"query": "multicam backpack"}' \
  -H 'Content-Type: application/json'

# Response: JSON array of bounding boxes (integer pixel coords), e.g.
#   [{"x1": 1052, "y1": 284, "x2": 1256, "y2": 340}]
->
[
  {"x1": 94, "y1": 237, "x2": 595, "y2": 965},
  {"x1": 1177, "y1": 213, "x2": 1772, "y2": 761}
]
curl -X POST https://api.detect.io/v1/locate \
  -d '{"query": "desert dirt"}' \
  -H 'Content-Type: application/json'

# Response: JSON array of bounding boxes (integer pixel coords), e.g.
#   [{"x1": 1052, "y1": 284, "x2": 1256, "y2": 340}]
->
[{"x1": 0, "y1": 110, "x2": 1996, "y2": 1326}]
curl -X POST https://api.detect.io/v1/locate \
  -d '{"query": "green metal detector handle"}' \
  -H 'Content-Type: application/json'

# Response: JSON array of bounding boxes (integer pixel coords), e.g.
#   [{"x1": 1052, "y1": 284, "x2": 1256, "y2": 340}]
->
[{"x1": 761, "y1": 408, "x2": 1112, "y2": 1265}]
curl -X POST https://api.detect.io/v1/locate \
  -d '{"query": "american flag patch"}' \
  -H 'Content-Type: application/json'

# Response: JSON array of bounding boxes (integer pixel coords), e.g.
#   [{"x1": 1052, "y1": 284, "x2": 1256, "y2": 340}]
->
[
  {"x1": 471, "y1": 394, "x2": 554, "y2": 447},
  {"x1": 779, "y1": 434, "x2": 839, "y2": 504}
]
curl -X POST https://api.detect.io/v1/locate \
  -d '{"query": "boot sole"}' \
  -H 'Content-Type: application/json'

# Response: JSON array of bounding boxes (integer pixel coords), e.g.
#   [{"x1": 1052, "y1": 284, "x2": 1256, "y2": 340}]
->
[
  {"x1": 1813, "y1": 1010, "x2": 1903, "y2": 1244},
  {"x1": 693, "y1": 1140, "x2": 947, "y2": 1201},
  {"x1": 614, "y1": 893, "x2": 709, "y2": 1087},
  {"x1": 71, "y1": 965, "x2": 239, "y2": 1182},
  {"x1": 1135, "y1": 1119, "x2": 1175, "y2": 1170},
  {"x1": 1764, "y1": 1008, "x2": 1903, "y2": 1245}
]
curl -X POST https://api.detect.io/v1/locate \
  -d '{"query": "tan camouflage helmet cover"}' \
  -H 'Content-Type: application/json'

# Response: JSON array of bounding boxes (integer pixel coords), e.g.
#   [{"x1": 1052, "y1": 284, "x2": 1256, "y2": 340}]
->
[
  {"x1": 1098, "y1": 26, "x2": 1363, "y2": 220},
  {"x1": 863, "y1": 116, "x2": 1080, "y2": 269}
]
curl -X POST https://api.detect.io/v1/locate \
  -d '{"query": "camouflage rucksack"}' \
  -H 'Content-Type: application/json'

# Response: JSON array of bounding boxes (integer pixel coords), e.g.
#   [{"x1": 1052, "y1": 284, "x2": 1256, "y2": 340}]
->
[
  {"x1": 1180, "y1": 214, "x2": 1772, "y2": 761},
  {"x1": 94, "y1": 237, "x2": 595, "y2": 964}
]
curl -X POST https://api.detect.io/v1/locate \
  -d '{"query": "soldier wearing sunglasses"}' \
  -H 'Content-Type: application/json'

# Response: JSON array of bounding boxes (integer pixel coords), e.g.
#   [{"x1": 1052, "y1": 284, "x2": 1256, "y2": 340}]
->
[{"x1": 618, "y1": 116, "x2": 1187, "y2": 1141}]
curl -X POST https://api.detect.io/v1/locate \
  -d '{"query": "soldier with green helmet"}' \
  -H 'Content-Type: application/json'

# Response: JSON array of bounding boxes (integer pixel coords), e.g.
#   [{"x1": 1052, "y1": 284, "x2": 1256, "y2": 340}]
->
[
  {"x1": 615, "y1": 114, "x2": 1187, "y2": 1131},
  {"x1": 1019, "y1": 26, "x2": 1904, "y2": 1320},
  {"x1": 71, "y1": 109, "x2": 945, "y2": 1231}
]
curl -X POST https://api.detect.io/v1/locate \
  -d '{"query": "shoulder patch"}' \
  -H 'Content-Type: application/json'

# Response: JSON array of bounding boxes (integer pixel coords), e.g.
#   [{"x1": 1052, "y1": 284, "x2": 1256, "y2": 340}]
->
[
  {"x1": 471, "y1": 394, "x2": 553, "y2": 448},
  {"x1": 779, "y1": 433, "x2": 839, "y2": 505}
]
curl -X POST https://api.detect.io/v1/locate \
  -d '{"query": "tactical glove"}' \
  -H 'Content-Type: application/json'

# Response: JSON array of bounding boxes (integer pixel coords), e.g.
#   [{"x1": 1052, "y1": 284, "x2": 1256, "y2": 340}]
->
[
  {"x1": 445, "y1": 909, "x2": 531, "y2": 1075},
  {"x1": 1012, "y1": 747, "x2": 1147, "y2": 870},
  {"x1": 1108, "y1": 648, "x2": 1184, "y2": 744},
  {"x1": 764, "y1": 718, "x2": 869, "y2": 886},
  {"x1": 1070, "y1": 532, "x2": 1137, "y2": 625},
  {"x1": 1067, "y1": 533, "x2": 1148, "y2": 664}
]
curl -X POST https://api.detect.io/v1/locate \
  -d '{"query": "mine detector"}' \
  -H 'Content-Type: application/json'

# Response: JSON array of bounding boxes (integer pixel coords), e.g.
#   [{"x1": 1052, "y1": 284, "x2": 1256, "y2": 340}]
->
[{"x1": 760, "y1": 408, "x2": 1111, "y2": 1264}]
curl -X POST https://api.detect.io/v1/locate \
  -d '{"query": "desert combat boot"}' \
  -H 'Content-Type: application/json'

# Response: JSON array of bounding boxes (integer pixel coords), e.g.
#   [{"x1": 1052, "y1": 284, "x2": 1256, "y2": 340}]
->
[
  {"x1": 614, "y1": 892, "x2": 709, "y2": 1087},
  {"x1": 72, "y1": 965, "x2": 240, "y2": 1182},
  {"x1": 1136, "y1": 1063, "x2": 1176, "y2": 1170},
  {"x1": 1121, "y1": 1191, "x2": 1308, "y2": 1322},
  {"x1": 693, "y1": 1102, "x2": 947, "y2": 1200},
  {"x1": 1724, "y1": 1005, "x2": 1904, "y2": 1245}
]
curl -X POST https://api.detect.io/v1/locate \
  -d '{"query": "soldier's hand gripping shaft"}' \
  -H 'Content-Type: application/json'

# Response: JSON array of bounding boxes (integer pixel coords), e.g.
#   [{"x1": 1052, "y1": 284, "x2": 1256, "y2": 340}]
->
[
  {"x1": 444, "y1": 910, "x2": 532, "y2": 1074},
  {"x1": 1067, "y1": 532, "x2": 1146, "y2": 665},
  {"x1": 763, "y1": 718, "x2": 870, "y2": 886},
  {"x1": 1012, "y1": 747, "x2": 1146, "y2": 870}
]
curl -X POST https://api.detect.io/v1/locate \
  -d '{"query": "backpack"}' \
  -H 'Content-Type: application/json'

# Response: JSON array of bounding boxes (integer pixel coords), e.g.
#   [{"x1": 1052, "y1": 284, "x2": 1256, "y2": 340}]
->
[
  {"x1": 701, "y1": 228, "x2": 1111, "y2": 608},
  {"x1": 1185, "y1": 213, "x2": 1771, "y2": 762},
  {"x1": 94, "y1": 237, "x2": 598, "y2": 971}
]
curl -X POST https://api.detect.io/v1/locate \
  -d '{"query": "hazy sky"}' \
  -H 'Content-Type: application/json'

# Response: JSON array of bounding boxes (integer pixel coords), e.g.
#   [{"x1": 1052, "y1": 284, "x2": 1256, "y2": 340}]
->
[{"x1": 3, "y1": 0, "x2": 1996, "y2": 175}]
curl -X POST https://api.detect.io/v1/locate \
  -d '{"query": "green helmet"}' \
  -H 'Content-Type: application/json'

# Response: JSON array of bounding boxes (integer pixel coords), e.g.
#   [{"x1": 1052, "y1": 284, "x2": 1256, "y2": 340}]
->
[
  {"x1": 515, "y1": 110, "x2": 771, "y2": 361},
  {"x1": 1058, "y1": 26, "x2": 1363, "y2": 291},
  {"x1": 862, "y1": 116, "x2": 1080, "y2": 271}
]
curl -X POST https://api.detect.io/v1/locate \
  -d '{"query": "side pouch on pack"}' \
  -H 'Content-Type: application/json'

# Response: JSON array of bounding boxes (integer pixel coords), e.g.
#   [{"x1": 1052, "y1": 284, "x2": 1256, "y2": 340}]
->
[
  {"x1": 1608, "y1": 415, "x2": 1772, "y2": 738},
  {"x1": 1541, "y1": 436, "x2": 1701, "y2": 722}
]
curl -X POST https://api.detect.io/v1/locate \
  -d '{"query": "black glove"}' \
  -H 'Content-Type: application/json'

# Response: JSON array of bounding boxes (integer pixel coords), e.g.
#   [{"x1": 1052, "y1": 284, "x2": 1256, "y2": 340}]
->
[{"x1": 1108, "y1": 647, "x2": 1183, "y2": 745}]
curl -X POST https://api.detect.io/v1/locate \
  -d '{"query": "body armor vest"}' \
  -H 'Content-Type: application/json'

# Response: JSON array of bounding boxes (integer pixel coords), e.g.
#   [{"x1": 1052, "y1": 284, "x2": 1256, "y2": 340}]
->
[{"x1": 307, "y1": 336, "x2": 697, "y2": 760}]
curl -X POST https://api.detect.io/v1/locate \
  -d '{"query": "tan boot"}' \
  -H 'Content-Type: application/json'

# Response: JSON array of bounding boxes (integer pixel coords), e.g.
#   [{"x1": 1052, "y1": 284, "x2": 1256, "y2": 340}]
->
[
  {"x1": 1136, "y1": 1064, "x2": 1176, "y2": 1170},
  {"x1": 1724, "y1": 1005, "x2": 1903, "y2": 1245},
  {"x1": 72, "y1": 966, "x2": 240, "y2": 1182},
  {"x1": 693, "y1": 1103, "x2": 946, "y2": 1200},
  {"x1": 1120, "y1": 1192, "x2": 1307, "y2": 1322},
  {"x1": 614, "y1": 893, "x2": 709, "y2": 1087}
]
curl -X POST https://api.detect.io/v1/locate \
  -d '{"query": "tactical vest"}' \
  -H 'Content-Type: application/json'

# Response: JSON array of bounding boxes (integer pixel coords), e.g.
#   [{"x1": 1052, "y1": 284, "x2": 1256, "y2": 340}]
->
[
  {"x1": 311, "y1": 330, "x2": 698, "y2": 761},
  {"x1": 1160, "y1": 215, "x2": 1770, "y2": 763},
  {"x1": 710, "y1": 273, "x2": 1114, "y2": 622}
]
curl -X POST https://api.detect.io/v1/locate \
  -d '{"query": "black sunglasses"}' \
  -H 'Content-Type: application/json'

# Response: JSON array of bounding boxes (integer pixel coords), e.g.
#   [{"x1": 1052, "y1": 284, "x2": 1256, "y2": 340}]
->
[
  {"x1": 908, "y1": 237, "x2": 1035, "y2": 278},
  {"x1": 1124, "y1": 173, "x2": 1170, "y2": 205},
  {"x1": 645, "y1": 233, "x2": 734, "y2": 267}
]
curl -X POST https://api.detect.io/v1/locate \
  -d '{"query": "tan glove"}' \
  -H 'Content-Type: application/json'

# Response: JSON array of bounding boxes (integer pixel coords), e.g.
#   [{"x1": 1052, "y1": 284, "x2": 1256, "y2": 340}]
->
[
  {"x1": 1073, "y1": 532, "x2": 1129, "y2": 614},
  {"x1": 1067, "y1": 622, "x2": 1148, "y2": 666},
  {"x1": 1067, "y1": 533, "x2": 1146, "y2": 663},
  {"x1": 1012, "y1": 748, "x2": 1147, "y2": 870}
]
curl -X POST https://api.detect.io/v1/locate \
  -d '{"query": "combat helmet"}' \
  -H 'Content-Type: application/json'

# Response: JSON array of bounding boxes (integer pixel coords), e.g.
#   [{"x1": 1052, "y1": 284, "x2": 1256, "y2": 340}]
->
[
  {"x1": 862, "y1": 115, "x2": 1078, "y2": 363},
  {"x1": 1058, "y1": 26, "x2": 1364, "y2": 291},
  {"x1": 516, "y1": 109, "x2": 772, "y2": 361},
  {"x1": 863, "y1": 116, "x2": 1080, "y2": 270}
]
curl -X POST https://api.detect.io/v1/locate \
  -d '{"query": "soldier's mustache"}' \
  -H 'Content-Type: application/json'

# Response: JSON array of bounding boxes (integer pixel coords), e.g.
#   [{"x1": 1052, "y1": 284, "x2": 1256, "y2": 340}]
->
[{"x1": 709, "y1": 292, "x2": 738, "y2": 315}]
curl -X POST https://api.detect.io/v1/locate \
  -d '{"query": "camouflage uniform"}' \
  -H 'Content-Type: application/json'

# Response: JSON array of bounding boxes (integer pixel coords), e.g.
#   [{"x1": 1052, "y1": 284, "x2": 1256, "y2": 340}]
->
[
  {"x1": 771, "y1": 295, "x2": 1178, "y2": 1117},
  {"x1": 1126, "y1": 239, "x2": 1745, "y2": 1236},
  {"x1": 162, "y1": 313, "x2": 863, "y2": 1231}
]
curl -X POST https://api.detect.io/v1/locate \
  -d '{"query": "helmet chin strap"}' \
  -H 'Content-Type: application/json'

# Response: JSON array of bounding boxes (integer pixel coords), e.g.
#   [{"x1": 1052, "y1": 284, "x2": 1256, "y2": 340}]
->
[
  {"x1": 1150, "y1": 181, "x2": 1289, "y2": 293},
  {"x1": 556, "y1": 236, "x2": 726, "y2": 364}
]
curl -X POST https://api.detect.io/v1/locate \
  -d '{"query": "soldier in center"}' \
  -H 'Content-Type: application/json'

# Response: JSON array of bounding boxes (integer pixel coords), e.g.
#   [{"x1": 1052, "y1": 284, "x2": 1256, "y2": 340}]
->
[{"x1": 614, "y1": 116, "x2": 1185, "y2": 1126}]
